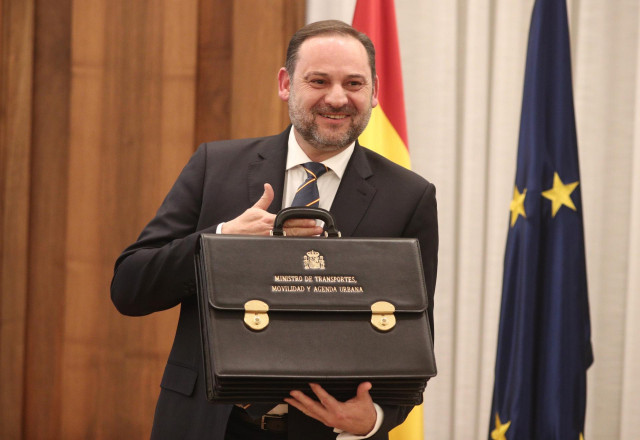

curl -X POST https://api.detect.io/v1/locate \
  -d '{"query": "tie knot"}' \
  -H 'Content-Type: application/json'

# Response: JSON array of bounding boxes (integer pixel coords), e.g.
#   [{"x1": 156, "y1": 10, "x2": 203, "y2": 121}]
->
[{"x1": 302, "y1": 162, "x2": 328, "y2": 179}]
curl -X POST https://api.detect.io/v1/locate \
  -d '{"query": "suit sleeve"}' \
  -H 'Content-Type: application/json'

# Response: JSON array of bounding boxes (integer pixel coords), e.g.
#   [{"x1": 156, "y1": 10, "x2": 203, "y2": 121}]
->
[
  {"x1": 110, "y1": 144, "x2": 214, "y2": 316},
  {"x1": 402, "y1": 181, "x2": 438, "y2": 338},
  {"x1": 375, "y1": 181, "x2": 438, "y2": 438}
]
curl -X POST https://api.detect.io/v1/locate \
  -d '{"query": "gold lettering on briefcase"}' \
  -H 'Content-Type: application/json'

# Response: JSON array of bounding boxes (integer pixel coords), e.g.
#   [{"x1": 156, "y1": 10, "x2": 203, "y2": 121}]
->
[{"x1": 303, "y1": 250, "x2": 325, "y2": 270}]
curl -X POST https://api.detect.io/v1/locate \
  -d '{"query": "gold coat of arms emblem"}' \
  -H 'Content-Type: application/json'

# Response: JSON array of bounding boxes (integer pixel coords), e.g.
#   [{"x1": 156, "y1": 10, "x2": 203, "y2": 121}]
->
[{"x1": 303, "y1": 250, "x2": 325, "y2": 270}]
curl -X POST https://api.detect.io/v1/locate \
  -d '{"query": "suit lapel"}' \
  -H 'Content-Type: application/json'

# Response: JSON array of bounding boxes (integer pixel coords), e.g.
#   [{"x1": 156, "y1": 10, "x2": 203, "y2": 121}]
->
[
  {"x1": 247, "y1": 132, "x2": 376, "y2": 231},
  {"x1": 330, "y1": 144, "x2": 376, "y2": 237},
  {"x1": 247, "y1": 128, "x2": 289, "y2": 214}
]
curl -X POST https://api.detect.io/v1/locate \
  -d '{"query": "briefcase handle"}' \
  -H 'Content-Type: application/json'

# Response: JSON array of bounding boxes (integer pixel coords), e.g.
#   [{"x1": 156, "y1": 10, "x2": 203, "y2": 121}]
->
[{"x1": 271, "y1": 207, "x2": 341, "y2": 238}]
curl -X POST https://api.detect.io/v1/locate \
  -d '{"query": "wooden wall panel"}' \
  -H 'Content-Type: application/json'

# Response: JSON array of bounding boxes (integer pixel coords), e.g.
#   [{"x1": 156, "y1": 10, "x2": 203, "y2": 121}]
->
[
  {"x1": 0, "y1": 0, "x2": 33, "y2": 438},
  {"x1": 23, "y1": 0, "x2": 72, "y2": 437},
  {"x1": 60, "y1": 0, "x2": 198, "y2": 438},
  {"x1": 0, "y1": 0, "x2": 304, "y2": 437},
  {"x1": 230, "y1": 0, "x2": 305, "y2": 138},
  {"x1": 194, "y1": 0, "x2": 232, "y2": 144},
  {"x1": 196, "y1": 0, "x2": 304, "y2": 143}
]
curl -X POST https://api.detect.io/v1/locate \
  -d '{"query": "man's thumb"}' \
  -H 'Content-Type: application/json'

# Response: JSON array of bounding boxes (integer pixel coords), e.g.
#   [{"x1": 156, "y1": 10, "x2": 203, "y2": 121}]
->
[
  {"x1": 253, "y1": 183, "x2": 274, "y2": 211},
  {"x1": 356, "y1": 382, "x2": 373, "y2": 400}
]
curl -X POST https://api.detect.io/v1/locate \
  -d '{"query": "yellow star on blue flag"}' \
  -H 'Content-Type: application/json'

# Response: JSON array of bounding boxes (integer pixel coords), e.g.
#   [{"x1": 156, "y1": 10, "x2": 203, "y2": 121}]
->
[
  {"x1": 510, "y1": 186, "x2": 527, "y2": 227},
  {"x1": 542, "y1": 172, "x2": 578, "y2": 217},
  {"x1": 491, "y1": 413, "x2": 511, "y2": 440}
]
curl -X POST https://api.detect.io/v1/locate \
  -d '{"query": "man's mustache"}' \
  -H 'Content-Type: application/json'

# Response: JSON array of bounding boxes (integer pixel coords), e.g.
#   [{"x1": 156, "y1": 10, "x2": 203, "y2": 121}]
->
[{"x1": 312, "y1": 105, "x2": 357, "y2": 116}]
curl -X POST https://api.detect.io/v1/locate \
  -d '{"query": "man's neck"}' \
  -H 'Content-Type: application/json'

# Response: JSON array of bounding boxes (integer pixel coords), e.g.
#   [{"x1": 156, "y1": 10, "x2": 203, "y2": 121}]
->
[{"x1": 292, "y1": 128, "x2": 349, "y2": 162}]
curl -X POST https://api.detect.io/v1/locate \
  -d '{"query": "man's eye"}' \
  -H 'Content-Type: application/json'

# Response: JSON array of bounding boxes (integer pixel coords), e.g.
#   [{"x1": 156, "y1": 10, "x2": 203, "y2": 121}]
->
[{"x1": 311, "y1": 79, "x2": 325, "y2": 85}]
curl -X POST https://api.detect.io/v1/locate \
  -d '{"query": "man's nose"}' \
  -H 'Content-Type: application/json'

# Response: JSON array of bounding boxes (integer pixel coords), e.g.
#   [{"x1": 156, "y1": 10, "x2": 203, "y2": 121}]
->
[{"x1": 324, "y1": 84, "x2": 349, "y2": 108}]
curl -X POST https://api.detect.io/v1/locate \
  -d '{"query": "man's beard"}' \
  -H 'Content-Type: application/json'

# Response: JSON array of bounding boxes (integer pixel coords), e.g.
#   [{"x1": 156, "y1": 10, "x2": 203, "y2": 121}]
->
[{"x1": 288, "y1": 93, "x2": 372, "y2": 152}]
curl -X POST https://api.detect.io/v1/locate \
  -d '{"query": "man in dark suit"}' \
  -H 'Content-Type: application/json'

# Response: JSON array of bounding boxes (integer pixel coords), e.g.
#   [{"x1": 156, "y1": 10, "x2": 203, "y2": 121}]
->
[{"x1": 111, "y1": 20, "x2": 437, "y2": 440}]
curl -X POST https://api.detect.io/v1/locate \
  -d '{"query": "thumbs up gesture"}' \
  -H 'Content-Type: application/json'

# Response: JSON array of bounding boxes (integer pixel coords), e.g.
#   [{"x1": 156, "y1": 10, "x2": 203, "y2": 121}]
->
[{"x1": 221, "y1": 184, "x2": 323, "y2": 236}]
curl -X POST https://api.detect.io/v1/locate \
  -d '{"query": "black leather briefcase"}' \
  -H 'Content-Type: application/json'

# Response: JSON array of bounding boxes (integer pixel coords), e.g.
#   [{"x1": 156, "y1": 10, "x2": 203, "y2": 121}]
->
[{"x1": 195, "y1": 208, "x2": 436, "y2": 406}]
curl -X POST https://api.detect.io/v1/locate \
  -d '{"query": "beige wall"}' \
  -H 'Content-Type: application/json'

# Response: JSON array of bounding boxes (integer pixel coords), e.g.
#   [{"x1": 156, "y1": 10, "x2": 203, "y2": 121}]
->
[{"x1": 310, "y1": 1, "x2": 640, "y2": 439}]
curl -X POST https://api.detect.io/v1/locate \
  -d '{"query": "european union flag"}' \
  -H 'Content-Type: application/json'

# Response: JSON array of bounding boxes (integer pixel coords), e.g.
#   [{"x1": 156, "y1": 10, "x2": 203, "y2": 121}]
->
[{"x1": 488, "y1": 0, "x2": 593, "y2": 439}]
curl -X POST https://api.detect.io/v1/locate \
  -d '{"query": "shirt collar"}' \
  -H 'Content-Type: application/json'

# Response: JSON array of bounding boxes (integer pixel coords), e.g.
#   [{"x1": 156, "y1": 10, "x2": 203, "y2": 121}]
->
[{"x1": 285, "y1": 128, "x2": 355, "y2": 179}]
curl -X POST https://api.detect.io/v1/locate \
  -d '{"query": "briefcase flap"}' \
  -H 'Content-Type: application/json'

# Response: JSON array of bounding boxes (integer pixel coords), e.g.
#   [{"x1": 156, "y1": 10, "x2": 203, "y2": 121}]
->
[{"x1": 197, "y1": 234, "x2": 428, "y2": 314}]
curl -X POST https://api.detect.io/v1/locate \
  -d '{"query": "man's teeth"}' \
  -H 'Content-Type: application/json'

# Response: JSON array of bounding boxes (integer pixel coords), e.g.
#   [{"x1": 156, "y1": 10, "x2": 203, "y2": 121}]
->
[{"x1": 323, "y1": 114, "x2": 347, "y2": 119}]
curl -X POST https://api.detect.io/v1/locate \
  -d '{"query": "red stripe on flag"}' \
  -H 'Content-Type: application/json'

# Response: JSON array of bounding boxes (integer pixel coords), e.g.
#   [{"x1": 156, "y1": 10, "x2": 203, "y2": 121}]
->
[{"x1": 352, "y1": 0, "x2": 409, "y2": 147}]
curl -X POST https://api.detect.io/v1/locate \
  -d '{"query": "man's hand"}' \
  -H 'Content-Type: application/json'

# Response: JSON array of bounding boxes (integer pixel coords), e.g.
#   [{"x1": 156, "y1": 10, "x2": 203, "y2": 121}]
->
[
  {"x1": 221, "y1": 183, "x2": 324, "y2": 236},
  {"x1": 284, "y1": 382, "x2": 377, "y2": 436}
]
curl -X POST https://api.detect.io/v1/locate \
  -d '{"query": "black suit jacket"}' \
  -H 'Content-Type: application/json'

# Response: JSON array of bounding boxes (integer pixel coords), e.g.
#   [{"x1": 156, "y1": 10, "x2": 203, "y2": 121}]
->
[{"x1": 111, "y1": 127, "x2": 438, "y2": 439}]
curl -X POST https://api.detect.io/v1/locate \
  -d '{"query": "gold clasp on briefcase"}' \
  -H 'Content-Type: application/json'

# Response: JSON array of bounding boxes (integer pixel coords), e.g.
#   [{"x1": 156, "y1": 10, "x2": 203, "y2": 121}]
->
[
  {"x1": 370, "y1": 301, "x2": 396, "y2": 331},
  {"x1": 244, "y1": 300, "x2": 269, "y2": 331}
]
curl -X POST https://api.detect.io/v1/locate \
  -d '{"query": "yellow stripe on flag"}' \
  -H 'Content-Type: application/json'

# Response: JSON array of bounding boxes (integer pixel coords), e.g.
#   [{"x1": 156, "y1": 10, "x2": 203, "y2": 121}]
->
[
  {"x1": 389, "y1": 405, "x2": 424, "y2": 439},
  {"x1": 359, "y1": 106, "x2": 411, "y2": 169}
]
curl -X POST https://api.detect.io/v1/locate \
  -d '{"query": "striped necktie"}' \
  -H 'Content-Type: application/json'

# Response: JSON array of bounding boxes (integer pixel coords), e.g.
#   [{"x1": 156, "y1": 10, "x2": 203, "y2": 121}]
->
[{"x1": 291, "y1": 162, "x2": 329, "y2": 208}]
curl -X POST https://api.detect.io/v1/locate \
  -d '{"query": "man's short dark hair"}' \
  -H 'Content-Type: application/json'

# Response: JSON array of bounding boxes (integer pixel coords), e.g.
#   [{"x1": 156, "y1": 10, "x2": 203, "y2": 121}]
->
[{"x1": 285, "y1": 20, "x2": 376, "y2": 81}]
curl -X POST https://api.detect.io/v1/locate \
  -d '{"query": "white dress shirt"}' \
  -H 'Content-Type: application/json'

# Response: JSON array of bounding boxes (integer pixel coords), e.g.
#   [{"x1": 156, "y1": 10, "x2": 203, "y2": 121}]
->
[{"x1": 282, "y1": 129, "x2": 355, "y2": 211}]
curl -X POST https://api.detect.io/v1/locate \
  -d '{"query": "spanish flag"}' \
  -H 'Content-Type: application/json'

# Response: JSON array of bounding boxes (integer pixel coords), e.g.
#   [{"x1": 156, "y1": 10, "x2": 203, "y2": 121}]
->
[
  {"x1": 353, "y1": 0, "x2": 411, "y2": 170},
  {"x1": 353, "y1": 1, "x2": 422, "y2": 439}
]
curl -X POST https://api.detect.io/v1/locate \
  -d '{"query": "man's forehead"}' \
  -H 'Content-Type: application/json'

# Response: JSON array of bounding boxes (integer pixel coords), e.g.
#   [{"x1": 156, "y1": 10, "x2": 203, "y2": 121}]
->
[
  {"x1": 298, "y1": 34, "x2": 366, "y2": 54},
  {"x1": 295, "y1": 35, "x2": 371, "y2": 77}
]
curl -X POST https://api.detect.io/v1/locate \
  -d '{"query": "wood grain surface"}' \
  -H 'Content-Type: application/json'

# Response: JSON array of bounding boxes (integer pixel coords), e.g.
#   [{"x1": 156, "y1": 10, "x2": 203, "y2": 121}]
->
[{"x1": 0, "y1": 0, "x2": 303, "y2": 437}]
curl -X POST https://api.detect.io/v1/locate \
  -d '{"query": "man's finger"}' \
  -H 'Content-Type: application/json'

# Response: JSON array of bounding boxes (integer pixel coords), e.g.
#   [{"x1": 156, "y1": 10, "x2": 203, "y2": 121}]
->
[
  {"x1": 287, "y1": 390, "x2": 328, "y2": 416},
  {"x1": 283, "y1": 218, "x2": 318, "y2": 228},
  {"x1": 355, "y1": 382, "x2": 373, "y2": 402},
  {"x1": 309, "y1": 383, "x2": 339, "y2": 410},
  {"x1": 253, "y1": 183, "x2": 274, "y2": 211},
  {"x1": 284, "y1": 395, "x2": 316, "y2": 415},
  {"x1": 285, "y1": 226, "x2": 324, "y2": 237}
]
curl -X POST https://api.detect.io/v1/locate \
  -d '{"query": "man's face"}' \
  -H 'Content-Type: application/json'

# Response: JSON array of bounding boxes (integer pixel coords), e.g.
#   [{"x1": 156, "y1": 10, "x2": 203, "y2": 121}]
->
[{"x1": 278, "y1": 35, "x2": 379, "y2": 159}]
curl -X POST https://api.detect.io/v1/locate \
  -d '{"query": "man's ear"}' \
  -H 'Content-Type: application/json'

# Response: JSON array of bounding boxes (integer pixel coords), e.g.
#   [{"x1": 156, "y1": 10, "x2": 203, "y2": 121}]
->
[
  {"x1": 278, "y1": 68, "x2": 291, "y2": 102},
  {"x1": 371, "y1": 74, "x2": 379, "y2": 108}
]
